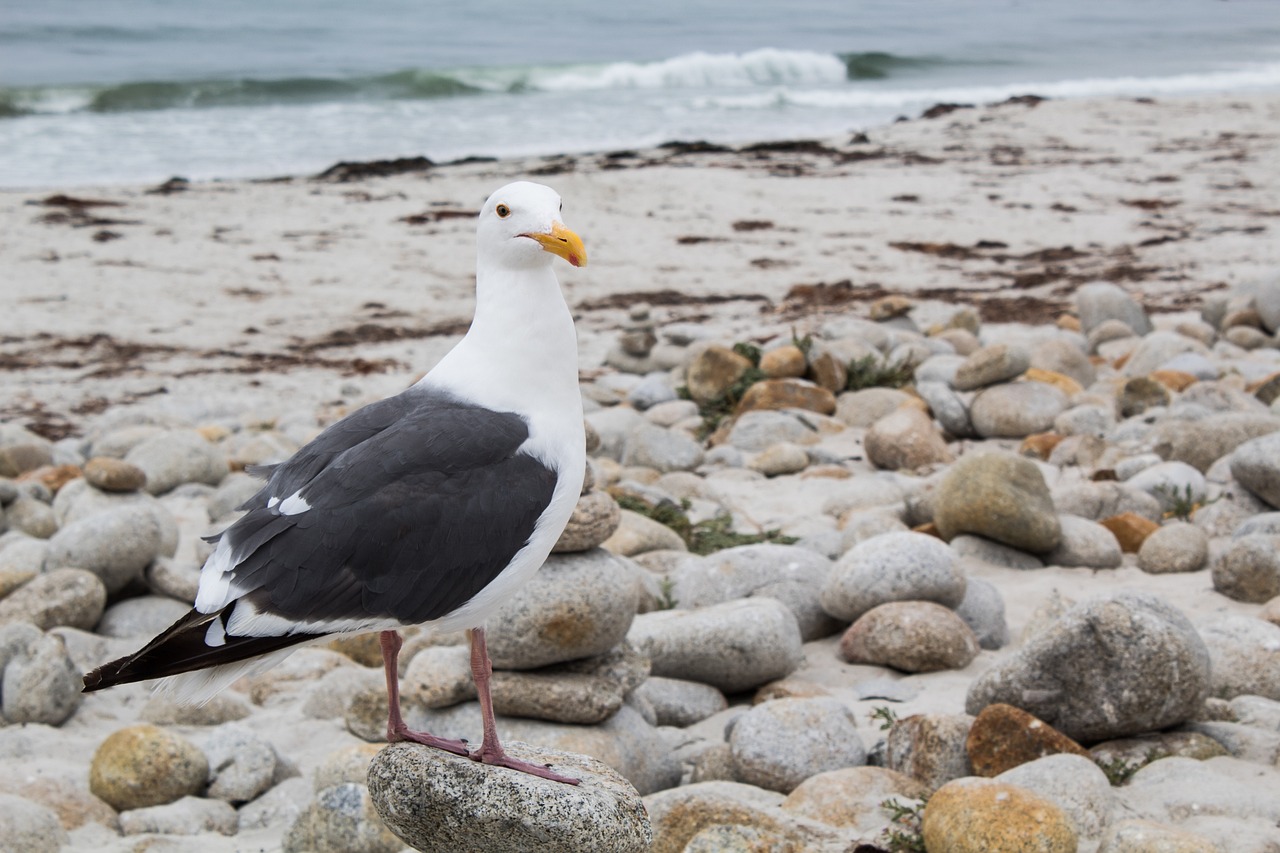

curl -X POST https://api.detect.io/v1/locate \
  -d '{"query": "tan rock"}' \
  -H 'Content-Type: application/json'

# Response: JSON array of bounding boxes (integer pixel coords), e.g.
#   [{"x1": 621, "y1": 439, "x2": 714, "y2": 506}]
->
[
  {"x1": 1020, "y1": 432, "x2": 1064, "y2": 460},
  {"x1": 922, "y1": 778, "x2": 1078, "y2": 853},
  {"x1": 1099, "y1": 819, "x2": 1224, "y2": 853},
  {"x1": 870, "y1": 295, "x2": 913, "y2": 320},
  {"x1": 737, "y1": 378, "x2": 837, "y2": 416},
  {"x1": 886, "y1": 713, "x2": 975, "y2": 790},
  {"x1": 327, "y1": 632, "x2": 385, "y2": 667},
  {"x1": 0, "y1": 444, "x2": 53, "y2": 478},
  {"x1": 759, "y1": 345, "x2": 807, "y2": 379},
  {"x1": 864, "y1": 406, "x2": 954, "y2": 471},
  {"x1": 685, "y1": 345, "x2": 753, "y2": 406},
  {"x1": 1057, "y1": 315, "x2": 1082, "y2": 332},
  {"x1": 89, "y1": 724, "x2": 209, "y2": 811},
  {"x1": 752, "y1": 677, "x2": 832, "y2": 704},
  {"x1": 781, "y1": 766, "x2": 928, "y2": 831},
  {"x1": 553, "y1": 490, "x2": 622, "y2": 553},
  {"x1": 17, "y1": 464, "x2": 82, "y2": 494},
  {"x1": 934, "y1": 451, "x2": 1062, "y2": 553},
  {"x1": 1100, "y1": 512, "x2": 1160, "y2": 553},
  {"x1": 644, "y1": 781, "x2": 794, "y2": 853},
  {"x1": 1024, "y1": 368, "x2": 1084, "y2": 397},
  {"x1": 1261, "y1": 596, "x2": 1280, "y2": 629},
  {"x1": 966, "y1": 704, "x2": 1090, "y2": 777},
  {"x1": 82, "y1": 457, "x2": 148, "y2": 492},
  {"x1": 601, "y1": 509, "x2": 687, "y2": 556},
  {"x1": 806, "y1": 348, "x2": 848, "y2": 393},
  {"x1": 1150, "y1": 369, "x2": 1199, "y2": 393},
  {"x1": 839, "y1": 601, "x2": 979, "y2": 673},
  {"x1": 491, "y1": 671, "x2": 623, "y2": 724}
]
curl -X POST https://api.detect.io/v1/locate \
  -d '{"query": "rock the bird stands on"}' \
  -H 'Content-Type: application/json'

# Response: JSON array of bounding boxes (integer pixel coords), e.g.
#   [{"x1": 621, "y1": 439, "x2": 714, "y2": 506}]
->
[{"x1": 84, "y1": 181, "x2": 589, "y2": 784}]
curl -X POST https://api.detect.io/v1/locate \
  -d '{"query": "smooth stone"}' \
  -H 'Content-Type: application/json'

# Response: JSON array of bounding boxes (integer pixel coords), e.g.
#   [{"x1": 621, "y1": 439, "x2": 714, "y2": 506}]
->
[
  {"x1": 1052, "y1": 480, "x2": 1163, "y2": 522},
  {"x1": 864, "y1": 405, "x2": 955, "y2": 470},
  {"x1": 283, "y1": 782, "x2": 402, "y2": 853},
  {"x1": 966, "y1": 704, "x2": 1090, "y2": 777},
  {"x1": 724, "y1": 410, "x2": 821, "y2": 452},
  {"x1": 885, "y1": 713, "x2": 975, "y2": 790},
  {"x1": 923, "y1": 777, "x2": 1078, "y2": 853},
  {"x1": 780, "y1": 766, "x2": 928, "y2": 836},
  {"x1": 0, "y1": 537, "x2": 48, "y2": 578},
  {"x1": 1100, "y1": 512, "x2": 1161, "y2": 552},
  {"x1": 760, "y1": 345, "x2": 807, "y2": 379},
  {"x1": 935, "y1": 451, "x2": 1062, "y2": 553},
  {"x1": 1032, "y1": 338, "x2": 1096, "y2": 388},
  {"x1": 1098, "y1": 819, "x2": 1223, "y2": 853},
  {"x1": 1198, "y1": 616, "x2": 1280, "y2": 701},
  {"x1": 969, "y1": 382, "x2": 1069, "y2": 438},
  {"x1": 641, "y1": 781, "x2": 792, "y2": 853},
  {"x1": 141, "y1": 691, "x2": 253, "y2": 726},
  {"x1": 1126, "y1": 460, "x2": 1207, "y2": 512},
  {"x1": 997, "y1": 755, "x2": 1115, "y2": 844},
  {"x1": 119, "y1": 795, "x2": 238, "y2": 836},
  {"x1": 5, "y1": 496, "x2": 58, "y2": 539},
  {"x1": 1077, "y1": 282, "x2": 1152, "y2": 336},
  {"x1": 820, "y1": 530, "x2": 965, "y2": 622},
  {"x1": 953, "y1": 344, "x2": 1031, "y2": 391},
  {"x1": 966, "y1": 591, "x2": 1211, "y2": 742},
  {"x1": 627, "y1": 372, "x2": 678, "y2": 410},
  {"x1": 1182, "y1": 720, "x2": 1280, "y2": 764},
  {"x1": 43, "y1": 505, "x2": 168, "y2": 594},
  {"x1": 491, "y1": 670, "x2": 624, "y2": 725},
  {"x1": 200, "y1": 722, "x2": 282, "y2": 804},
  {"x1": 736, "y1": 378, "x2": 837, "y2": 416},
  {"x1": 145, "y1": 556, "x2": 203, "y2": 603},
  {"x1": 0, "y1": 622, "x2": 83, "y2": 725},
  {"x1": 368, "y1": 741, "x2": 652, "y2": 853},
  {"x1": 1123, "y1": 330, "x2": 1206, "y2": 377},
  {"x1": 728, "y1": 697, "x2": 866, "y2": 794},
  {"x1": 1117, "y1": 757, "x2": 1280, "y2": 834},
  {"x1": 620, "y1": 423, "x2": 705, "y2": 473},
  {"x1": 50, "y1": 479, "x2": 179, "y2": 557},
  {"x1": 238, "y1": 776, "x2": 312, "y2": 832},
  {"x1": 807, "y1": 346, "x2": 849, "y2": 393},
  {"x1": 0, "y1": 794, "x2": 69, "y2": 853},
  {"x1": 632, "y1": 677, "x2": 727, "y2": 728},
  {"x1": 644, "y1": 400, "x2": 699, "y2": 427},
  {"x1": 0, "y1": 567, "x2": 106, "y2": 631},
  {"x1": 601, "y1": 509, "x2": 688, "y2": 556},
  {"x1": 553, "y1": 490, "x2": 622, "y2": 553},
  {"x1": 1156, "y1": 413, "x2": 1280, "y2": 472},
  {"x1": 1211, "y1": 534, "x2": 1280, "y2": 603},
  {"x1": 96, "y1": 595, "x2": 191, "y2": 638},
  {"x1": 82, "y1": 457, "x2": 147, "y2": 493},
  {"x1": 1042, "y1": 515, "x2": 1123, "y2": 569},
  {"x1": 685, "y1": 345, "x2": 752, "y2": 406},
  {"x1": 916, "y1": 380, "x2": 976, "y2": 438},
  {"x1": 403, "y1": 644, "x2": 475, "y2": 709},
  {"x1": 124, "y1": 429, "x2": 228, "y2": 495},
  {"x1": 584, "y1": 406, "x2": 645, "y2": 461},
  {"x1": 914, "y1": 353, "x2": 964, "y2": 385},
  {"x1": 1089, "y1": 731, "x2": 1229, "y2": 769},
  {"x1": 951, "y1": 534, "x2": 1044, "y2": 570},
  {"x1": 833, "y1": 388, "x2": 914, "y2": 428},
  {"x1": 954, "y1": 577, "x2": 1011, "y2": 650},
  {"x1": 485, "y1": 549, "x2": 639, "y2": 670},
  {"x1": 838, "y1": 601, "x2": 979, "y2": 673},
  {"x1": 747, "y1": 442, "x2": 810, "y2": 477},
  {"x1": 627, "y1": 597, "x2": 803, "y2": 693},
  {"x1": 1138, "y1": 521, "x2": 1210, "y2": 574},
  {"x1": 1230, "y1": 431, "x2": 1280, "y2": 509},
  {"x1": 89, "y1": 724, "x2": 209, "y2": 811}
]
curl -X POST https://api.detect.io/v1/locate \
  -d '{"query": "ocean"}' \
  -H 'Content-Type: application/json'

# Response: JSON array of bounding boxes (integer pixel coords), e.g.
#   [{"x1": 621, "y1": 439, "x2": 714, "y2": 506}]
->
[{"x1": 2, "y1": 0, "x2": 1279, "y2": 188}]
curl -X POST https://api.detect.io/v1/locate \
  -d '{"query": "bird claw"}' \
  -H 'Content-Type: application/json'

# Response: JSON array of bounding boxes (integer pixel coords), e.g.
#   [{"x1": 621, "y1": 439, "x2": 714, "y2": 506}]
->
[
  {"x1": 470, "y1": 746, "x2": 580, "y2": 785},
  {"x1": 387, "y1": 727, "x2": 470, "y2": 757}
]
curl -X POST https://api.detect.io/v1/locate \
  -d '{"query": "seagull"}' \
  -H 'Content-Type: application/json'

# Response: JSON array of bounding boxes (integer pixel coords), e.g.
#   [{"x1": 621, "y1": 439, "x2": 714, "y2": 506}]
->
[{"x1": 84, "y1": 180, "x2": 588, "y2": 784}]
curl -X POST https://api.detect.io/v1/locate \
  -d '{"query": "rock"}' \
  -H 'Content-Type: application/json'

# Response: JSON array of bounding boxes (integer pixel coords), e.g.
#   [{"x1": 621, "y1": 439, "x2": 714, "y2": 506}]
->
[
  {"x1": 82, "y1": 457, "x2": 147, "y2": 493},
  {"x1": 89, "y1": 724, "x2": 209, "y2": 811},
  {"x1": 1100, "y1": 512, "x2": 1161, "y2": 553},
  {"x1": 953, "y1": 344, "x2": 1031, "y2": 391},
  {"x1": 834, "y1": 387, "x2": 915, "y2": 428},
  {"x1": 201, "y1": 722, "x2": 282, "y2": 803},
  {"x1": 1089, "y1": 731, "x2": 1229, "y2": 770},
  {"x1": 916, "y1": 380, "x2": 976, "y2": 437},
  {"x1": 760, "y1": 345, "x2": 807, "y2": 378},
  {"x1": 284, "y1": 782, "x2": 402, "y2": 853},
  {"x1": 1123, "y1": 330, "x2": 1206, "y2": 377},
  {"x1": 1138, "y1": 521, "x2": 1209, "y2": 574},
  {"x1": 620, "y1": 423, "x2": 704, "y2": 472},
  {"x1": 403, "y1": 644, "x2": 475, "y2": 709},
  {"x1": 632, "y1": 677, "x2": 727, "y2": 727},
  {"x1": 1077, "y1": 282, "x2": 1152, "y2": 336},
  {"x1": 728, "y1": 698, "x2": 866, "y2": 793},
  {"x1": 724, "y1": 410, "x2": 820, "y2": 451},
  {"x1": 1198, "y1": 616, "x2": 1280, "y2": 701},
  {"x1": 586, "y1": 406, "x2": 645, "y2": 460},
  {"x1": 0, "y1": 537, "x2": 48, "y2": 579},
  {"x1": 747, "y1": 442, "x2": 810, "y2": 476},
  {"x1": 601, "y1": 509, "x2": 688, "y2": 556},
  {"x1": 367, "y1": 742, "x2": 652, "y2": 853},
  {"x1": 0, "y1": 794, "x2": 69, "y2": 853},
  {"x1": 642, "y1": 781, "x2": 790, "y2": 853},
  {"x1": 485, "y1": 550, "x2": 639, "y2": 670},
  {"x1": 1182, "y1": 720, "x2": 1280, "y2": 764},
  {"x1": 1157, "y1": 413, "x2": 1280, "y2": 472},
  {"x1": 806, "y1": 347, "x2": 848, "y2": 393},
  {"x1": 1098, "y1": 819, "x2": 1223, "y2": 853},
  {"x1": 886, "y1": 713, "x2": 974, "y2": 790},
  {"x1": 838, "y1": 601, "x2": 980, "y2": 672},
  {"x1": 5, "y1": 496, "x2": 57, "y2": 539},
  {"x1": 1031, "y1": 338, "x2": 1096, "y2": 388},
  {"x1": 934, "y1": 451, "x2": 1062, "y2": 553},
  {"x1": 1230, "y1": 431, "x2": 1280, "y2": 508},
  {"x1": 491, "y1": 671, "x2": 625, "y2": 725},
  {"x1": 239, "y1": 776, "x2": 312, "y2": 831},
  {"x1": 0, "y1": 443, "x2": 54, "y2": 479},
  {"x1": 124, "y1": 429, "x2": 228, "y2": 494},
  {"x1": 780, "y1": 766, "x2": 928, "y2": 835},
  {"x1": 1042, "y1": 515, "x2": 1122, "y2": 568},
  {"x1": 627, "y1": 597, "x2": 803, "y2": 693},
  {"x1": 685, "y1": 345, "x2": 753, "y2": 406},
  {"x1": 553, "y1": 491, "x2": 622, "y2": 553},
  {"x1": 955, "y1": 577, "x2": 1011, "y2": 650},
  {"x1": 820, "y1": 530, "x2": 966, "y2": 622},
  {"x1": 737, "y1": 378, "x2": 837, "y2": 416},
  {"x1": 970, "y1": 382, "x2": 1070, "y2": 438},
  {"x1": 43, "y1": 505, "x2": 168, "y2": 593},
  {"x1": 119, "y1": 795, "x2": 238, "y2": 836},
  {"x1": 966, "y1": 704, "x2": 1089, "y2": 777},
  {"x1": 864, "y1": 406, "x2": 954, "y2": 470},
  {"x1": 1211, "y1": 534, "x2": 1280, "y2": 603},
  {"x1": 965, "y1": 592, "x2": 1211, "y2": 742},
  {"x1": 1119, "y1": 376, "x2": 1171, "y2": 417},
  {"x1": 1126, "y1": 460, "x2": 1207, "y2": 512},
  {"x1": 96, "y1": 595, "x2": 191, "y2": 638},
  {"x1": 1052, "y1": 481, "x2": 1163, "y2": 523},
  {"x1": 0, "y1": 567, "x2": 106, "y2": 630},
  {"x1": 0, "y1": 623, "x2": 83, "y2": 725},
  {"x1": 996, "y1": 754, "x2": 1114, "y2": 843},
  {"x1": 923, "y1": 777, "x2": 1077, "y2": 853},
  {"x1": 1117, "y1": 757, "x2": 1280, "y2": 837},
  {"x1": 141, "y1": 691, "x2": 253, "y2": 726},
  {"x1": 627, "y1": 372, "x2": 678, "y2": 410}
]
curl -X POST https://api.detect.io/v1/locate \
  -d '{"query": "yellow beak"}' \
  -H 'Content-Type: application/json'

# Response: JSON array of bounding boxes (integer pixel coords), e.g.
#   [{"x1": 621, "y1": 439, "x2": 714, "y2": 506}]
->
[{"x1": 524, "y1": 221, "x2": 587, "y2": 267}]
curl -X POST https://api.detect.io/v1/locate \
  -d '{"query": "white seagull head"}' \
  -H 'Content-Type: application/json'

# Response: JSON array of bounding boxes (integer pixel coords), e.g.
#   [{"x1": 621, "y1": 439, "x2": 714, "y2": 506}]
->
[{"x1": 477, "y1": 181, "x2": 587, "y2": 271}]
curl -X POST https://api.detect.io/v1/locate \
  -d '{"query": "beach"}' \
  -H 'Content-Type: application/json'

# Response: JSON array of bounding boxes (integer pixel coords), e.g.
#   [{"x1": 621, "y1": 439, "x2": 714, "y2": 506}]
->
[{"x1": 2, "y1": 90, "x2": 1280, "y2": 852}]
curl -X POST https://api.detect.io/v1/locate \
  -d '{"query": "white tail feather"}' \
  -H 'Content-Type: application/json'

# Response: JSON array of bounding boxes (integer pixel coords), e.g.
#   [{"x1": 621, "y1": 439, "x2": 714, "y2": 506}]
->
[{"x1": 150, "y1": 647, "x2": 300, "y2": 705}]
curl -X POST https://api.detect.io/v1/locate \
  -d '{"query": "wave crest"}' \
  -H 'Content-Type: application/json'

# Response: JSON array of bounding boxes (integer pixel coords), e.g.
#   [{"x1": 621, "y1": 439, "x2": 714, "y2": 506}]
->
[{"x1": 529, "y1": 48, "x2": 849, "y2": 91}]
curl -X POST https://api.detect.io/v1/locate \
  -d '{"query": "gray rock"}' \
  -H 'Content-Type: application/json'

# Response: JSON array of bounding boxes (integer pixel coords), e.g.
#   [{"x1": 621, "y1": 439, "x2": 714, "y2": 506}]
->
[
  {"x1": 403, "y1": 644, "x2": 475, "y2": 709},
  {"x1": 1211, "y1": 534, "x2": 1280, "y2": 603},
  {"x1": 43, "y1": 505, "x2": 168, "y2": 594},
  {"x1": 1230, "y1": 431, "x2": 1280, "y2": 509},
  {"x1": 205, "y1": 471, "x2": 263, "y2": 522},
  {"x1": 1031, "y1": 338, "x2": 1096, "y2": 388},
  {"x1": 1042, "y1": 515, "x2": 1122, "y2": 569},
  {"x1": 747, "y1": 442, "x2": 810, "y2": 477},
  {"x1": 1233, "y1": 512, "x2": 1280, "y2": 538},
  {"x1": 725, "y1": 411, "x2": 819, "y2": 452},
  {"x1": 0, "y1": 536, "x2": 48, "y2": 577},
  {"x1": 367, "y1": 742, "x2": 652, "y2": 853},
  {"x1": 864, "y1": 406, "x2": 954, "y2": 471},
  {"x1": 5, "y1": 496, "x2": 58, "y2": 539},
  {"x1": 627, "y1": 597, "x2": 803, "y2": 693},
  {"x1": 951, "y1": 534, "x2": 1044, "y2": 569},
  {"x1": 144, "y1": 556, "x2": 203, "y2": 603},
  {"x1": 953, "y1": 344, "x2": 1031, "y2": 391},
  {"x1": 1156, "y1": 413, "x2": 1280, "y2": 472},
  {"x1": 141, "y1": 691, "x2": 253, "y2": 726},
  {"x1": 1117, "y1": 757, "x2": 1280, "y2": 831},
  {"x1": 996, "y1": 754, "x2": 1114, "y2": 842},
  {"x1": 50, "y1": 479, "x2": 179, "y2": 557},
  {"x1": 1198, "y1": 616, "x2": 1280, "y2": 701},
  {"x1": 0, "y1": 567, "x2": 106, "y2": 631},
  {"x1": 601, "y1": 508, "x2": 688, "y2": 556},
  {"x1": 1138, "y1": 521, "x2": 1209, "y2": 574},
  {"x1": 915, "y1": 381, "x2": 975, "y2": 438},
  {"x1": 553, "y1": 490, "x2": 622, "y2": 553},
  {"x1": 96, "y1": 595, "x2": 191, "y2": 638},
  {"x1": 966, "y1": 591, "x2": 1211, "y2": 741},
  {"x1": 1230, "y1": 695, "x2": 1280, "y2": 730},
  {"x1": 632, "y1": 677, "x2": 727, "y2": 727},
  {"x1": 284, "y1": 782, "x2": 402, "y2": 853},
  {"x1": 969, "y1": 382, "x2": 1069, "y2": 438},
  {"x1": 119, "y1": 795, "x2": 238, "y2": 836},
  {"x1": 1054, "y1": 403, "x2": 1115, "y2": 437},
  {"x1": 124, "y1": 429, "x2": 228, "y2": 495},
  {"x1": 820, "y1": 531, "x2": 965, "y2": 622},
  {"x1": 0, "y1": 622, "x2": 83, "y2": 725},
  {"x1": 885, "y1": 713, "x2": 974, "y2": 790},
  {"x1": 1182, "y1": 721, "x2": 1280, "y2": 764},
  {"x1": 935, "y1": 451, "x2": 1061, "y2": 553},
  {"x1": 1087, "y1": 319, "x2": 1138, "y2": 354},
  {"x1": 201, "y1": 722, "x2": 282, "y2": 804},
  {"x1": 1076, "y1": 282, "x2": 1153, "y2": 336},
  {"x1": 729, "y1": 698, "x2": 866, "y2": 794},
  {"x1": 1051, "y1": 480, "x2": 1163, "y2": 523},
  {"x1": 834, "y1": 388, "x2": 915, "y2": 428},
  {"x1": 953, "y1": 577, "x2": 1010, "y2": 650},
  {"x1": 491, "y1": 670, "x2": 625, "y2": 725},
  {"x1": 620, "y1": 423, "x2": 704, "y2": 473},
  {"x1": 838, "y1": 601, "x2": 979, "y2": 672},
  {"x1": 0, "y1": 793, "x2": 69, "y2": 853},
  {"x1": 584, "y1": 406, "x2": 646, "y2": 461},
  {"x1": 1098, "y1": 819, "x2": 1224, "y2": 853},
  {"x1": 1123, "y1": 331, "x2": 1206, "y2": 377},
  {"x1": 1125, "y1": 461, "x2": 1207, "y2": 513},
  {"x1": 238, "y1": 776, "x2": 312, "y2": 832},
  {"x1": 485, "y1": 550, "x2": 639, "y2": 670},
  {"x1": 627, "y1": 372, "x2": 678, "y2": 411}
]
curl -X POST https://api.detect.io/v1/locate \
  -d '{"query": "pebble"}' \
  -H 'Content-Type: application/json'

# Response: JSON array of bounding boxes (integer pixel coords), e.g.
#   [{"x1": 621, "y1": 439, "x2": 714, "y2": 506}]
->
[
  {"x1": 89, "y1": 724, "x2": 209, "y2": 811},
  {"x1": 627, "y1": 372, "x2": 679, "y2": 410},
  {"x1": 1043, "y1": 514, "x2": 1123, "y2": 568},
  {"x1": 1211, "y1": 534, "x2": 1280, "y2": 603},
  {"x1": 1031, "y1": 338, "x2": 1096, "y2": 388},
  {"x1": 965, "y1": 704, "x2": 1089, "y2": 777},
  {"x1": 602, "y1": 508, "x2": 688, "y2": 556},
  {"x1": 1198, "y1": 615, "x2": 1280, "y2": 701},
  {"x1": 43, "y1": 504, "x2": 169, "y2": 593},
  {"x1": 631, "y1": 677, "x2": 727, "y2": 727},
  {"x1": 759, "y1": 345, "x2": 806, "y2": 378},
  {"x1": 553, "y1": 490, "x2": 622, "y2": 552},
  {"x1": 621, "y1": 423, "x2": 705, "y2": 472},
  {"x1": 966, "y1": 591, "x2": 1211, "y2": 741},
  {"x1": 838, "y1": 601, "x2": 980, "y2": 672},
  {"x1": 201, "y1": 722, "x2": 284, "y2": 803},
  {"x1": 0, "y1": 622, "x2": 84, "y2": 725},
  {"x1": 1137, "y1": 520, "x2": 1210, "y2": 574},
  {"x1": 283, "y1": 781, "x2": 402, "y2": 853},
  {"x1": 934, "y1": 451, "x2": 1062, "y2": 553},
  {"x1": 642, "y1": 781, "x2": 787, "y2": 853},
  {"x1": 491, "y1": 670, "x2": 626, "y2": 725},
  {"x1": 0, "y1": 567, "x2": 106, "y2": 631},
  {"x1": 969, "y1": 381, "x2": 1069, "y2": 438},
  {"x1": 5, "y1": 495, "x2": 58, "y2": 539},
  {"x1": 123, "y1": 429, "x2": 228, "y2": 495},
  {"x1": 954, "y1": 576, "x2": 1011, "y2": 649},
  {"x1": 627, "y1": 597, "x2": 803, "y2": 693},
  {"x1": 1098, "y1": 819, "x2": 1224, "y2": 853},
  {"x1": 736, "y1": 378, "x2": 837, "y2": 416},
  {"x1": 119, "y1": 795, "x2": 239, "y2": 836},
  {"x1": 996, "y1": 754, "x2": 1115, "y2": 843},
  {"x1": 0, "y1": 793, "x2": 69, "y2": 853},
  {"x1": 885, "y1": 713, "x2": 975, "y2": 790},
  {"x1": 724, "y1": 410, "x2": 820, "y2": 451},
  {"x1": 684, "y1": 345, "x2": 752, "y2": 406},
  {"x1": 779, "y1": 766, "x2": 928, "y2": 836},
  {"x1": 1116, "y1": 757, "x2": 1280, "y2": 840},
  {"x1": 728, "y1": 697, "x2": 866, "y2": 793},
  {"x1": 953, "y1": 343, "x2": 1031, "y2": 391},
  {"x1": 402, "y1": 643, "x2": 475, "y2": 709},
  {"x1": 915, "y1": 380, "x2": 976, "y2": 437},
  {"x1": 141, "y1": 691, "x2": 253, "y2": 726},
  {"x1": 1052, "y1": 480, "x2": 1163, "y2": 523},
  {"x1": 1123, "y1": 330, "x2": 1206, "y2": 376},
  {"x1": 922, "y1": 777, "x2": 1078, "y2": 853},
  {"x1": 820, "y1": 530, "x2": 966, "y2": 622},
  {"x1": 96, "y1": 595, "x2": 192, "y2": 638},
  {"x1": 864, "y1": 405, "x2": 955, "y2": 470},
  {"x1": 833, "y1": 387, "x2": 914, "y2": 428},
  {"x1": 1077, "y1": 281, "x2": 1153, "y2": 336},
  {"x1": 367, "y1": 742, "x2": 652, "y2": 853},
  {"x1": 1230, "y1": 430, "x2": 1280, "y2": 509},
  {"x1": 747, "y1": 441, "x2": 810, "y2": 476},
  {"x1": 82, "y1": 457, "x2": 148, "y2": 493},
  {"x1": 1157, "y1": 412, "x2": 1280, "y2": 473}
]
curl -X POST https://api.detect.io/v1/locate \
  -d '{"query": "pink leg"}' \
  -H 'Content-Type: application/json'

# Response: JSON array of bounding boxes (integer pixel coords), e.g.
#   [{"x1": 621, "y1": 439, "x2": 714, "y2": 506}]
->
[
  {"x1": 468, "y1": 627, "x2": 580, "y2": 785},
  {"x1": 380, "y1": 630, "x2": 469, "y2": 755}
]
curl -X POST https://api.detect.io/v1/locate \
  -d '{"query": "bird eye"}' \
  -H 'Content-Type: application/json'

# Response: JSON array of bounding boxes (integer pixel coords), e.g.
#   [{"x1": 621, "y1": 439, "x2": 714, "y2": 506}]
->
[{"x1": 496, "y1": 204, "x2": 511, "y2": 218}]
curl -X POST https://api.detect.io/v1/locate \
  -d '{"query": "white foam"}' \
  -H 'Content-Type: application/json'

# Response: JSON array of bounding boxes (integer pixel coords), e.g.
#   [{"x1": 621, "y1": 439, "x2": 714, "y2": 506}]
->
[{"x1": 530, "y1": 49, "x2": 848, "y2": 92}]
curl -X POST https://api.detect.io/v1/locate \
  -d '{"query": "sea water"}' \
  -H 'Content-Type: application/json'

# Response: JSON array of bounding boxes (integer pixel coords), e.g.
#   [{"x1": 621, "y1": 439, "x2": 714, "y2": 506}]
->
[{"x1": 2, "y1": 0, "x2": 1278, "y2": 188}]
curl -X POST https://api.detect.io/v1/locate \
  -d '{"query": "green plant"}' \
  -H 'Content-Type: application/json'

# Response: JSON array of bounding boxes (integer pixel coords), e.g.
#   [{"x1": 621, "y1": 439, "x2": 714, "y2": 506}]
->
[
  {"x1": 870, "y1": 705, "x2": 899, "y2": 730},
  {"x1": 1094, "y1": 756, "x2": 1142, "y2": 786},
  {"x1": 656, "y1": 576, "x2": 678, "y2": 610},
  {"x1": 1151, "y1": 482, "x2": 1217, "y2": 521},
  {"x1": 880, "y1": 796, "x2": 927, "y2": 853},
  {"x1": 732, "y1": 341, "x2": 762, "y2": 366},
  {"x1": 845, "y1": 354, "x2": 914, "y2": 392},
  {"x1": 791, "y1": 329, "x2": 814, "y2": 357},
  {"x1": 613, "y1": 495, "x2": 797, "y2": 555},
  {"x1": 694, "y1": 364, "x2": 767, "y2": 438}
]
